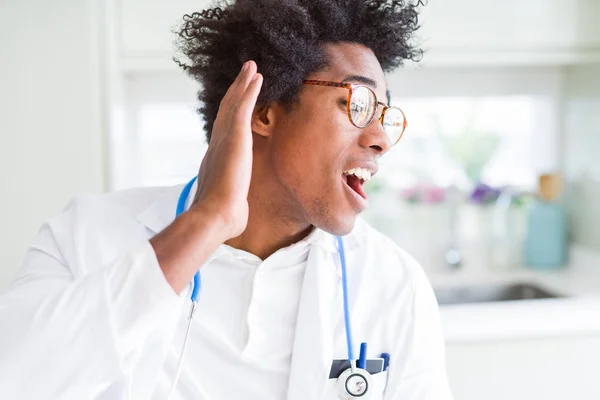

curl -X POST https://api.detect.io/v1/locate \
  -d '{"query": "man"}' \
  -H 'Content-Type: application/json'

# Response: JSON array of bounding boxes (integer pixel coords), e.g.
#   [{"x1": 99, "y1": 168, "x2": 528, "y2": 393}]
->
[{"x1": 0, "y1": 0, "x2": 453, "y2": 399}]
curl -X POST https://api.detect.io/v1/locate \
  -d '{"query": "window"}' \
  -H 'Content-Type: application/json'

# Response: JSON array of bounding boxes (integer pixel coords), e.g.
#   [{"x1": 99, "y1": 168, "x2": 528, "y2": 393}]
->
[
  {"x1": 109, "y1": 71, "x2": 207, "y2": 191},
  {"x1": 377, "y1": 95, "x2": 558, "y2": 192}
]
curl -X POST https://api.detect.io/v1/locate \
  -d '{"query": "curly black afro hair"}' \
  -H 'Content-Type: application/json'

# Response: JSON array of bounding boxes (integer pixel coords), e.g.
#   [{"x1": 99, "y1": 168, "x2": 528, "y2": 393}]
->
[{"x1": 174, "y1": 0, "x2": 425, "y2": 142}]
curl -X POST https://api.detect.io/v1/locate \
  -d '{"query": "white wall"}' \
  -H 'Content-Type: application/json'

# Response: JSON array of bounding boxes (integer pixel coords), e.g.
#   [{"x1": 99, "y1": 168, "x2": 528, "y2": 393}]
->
[{"x1": 0, "y1": 0, "x2": 106, "y2": 288}]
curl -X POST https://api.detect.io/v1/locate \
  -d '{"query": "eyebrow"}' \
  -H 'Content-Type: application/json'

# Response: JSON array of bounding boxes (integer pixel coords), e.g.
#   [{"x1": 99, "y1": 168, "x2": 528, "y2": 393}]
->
[
  {"x1": 341, "y1": 74, "x2": 378, "y2": 88},
  {"x1": 341, "y1": 74, "x2": 390, "y2": 107}
]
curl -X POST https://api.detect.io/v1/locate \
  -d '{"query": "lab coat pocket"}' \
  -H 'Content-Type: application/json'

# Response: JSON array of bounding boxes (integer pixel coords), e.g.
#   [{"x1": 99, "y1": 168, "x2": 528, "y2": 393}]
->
[
  {"x1": 371, "y1": 370, "x2": 389, "y2": 398},
  {"x1": 324, "y1": 371, "x2": 389, "y2": 399},
  {"x1": 371, "y1": 371, "x2": 388, "y2": 400}
]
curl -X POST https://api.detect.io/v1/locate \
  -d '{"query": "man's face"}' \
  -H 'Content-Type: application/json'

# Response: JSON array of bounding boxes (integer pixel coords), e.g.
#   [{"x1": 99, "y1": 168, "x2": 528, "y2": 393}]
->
[{"x1": 263, "y1": 42, "x2": 392, "y2": 235}]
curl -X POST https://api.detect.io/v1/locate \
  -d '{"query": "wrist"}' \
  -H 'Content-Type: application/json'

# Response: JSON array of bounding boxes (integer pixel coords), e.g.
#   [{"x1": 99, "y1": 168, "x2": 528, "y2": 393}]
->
[
  {"x1": 152, "y1": 204, "x2": 229, "y2": 294},
  {"x1": 186, "y1": 204, "x2": 233, "y2": 242}
]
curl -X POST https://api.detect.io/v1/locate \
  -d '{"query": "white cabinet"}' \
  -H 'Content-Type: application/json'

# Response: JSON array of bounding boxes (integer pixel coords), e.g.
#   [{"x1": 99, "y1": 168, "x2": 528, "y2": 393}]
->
[
  {"x1": 446, "y1": 335, "x2": 600, "y2": 400},
  {"x1": 417, "y1": 0, "x2": 600, "y2": 66},
  {"x1": 419, "y1": 0, "x2": 600, "y2": 49},
  {"x1": 114, "y1": 0, "x2": 600, "y2": 69}
]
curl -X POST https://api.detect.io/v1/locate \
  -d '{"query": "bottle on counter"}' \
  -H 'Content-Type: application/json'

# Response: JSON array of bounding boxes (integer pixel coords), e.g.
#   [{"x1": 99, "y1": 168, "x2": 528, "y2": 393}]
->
[
  {"x1": 524, "y1": 173, "x2": 568, "y2": 269},
  {"x1": 491, "y1": 187, "x2": 525, "y2": 271}
]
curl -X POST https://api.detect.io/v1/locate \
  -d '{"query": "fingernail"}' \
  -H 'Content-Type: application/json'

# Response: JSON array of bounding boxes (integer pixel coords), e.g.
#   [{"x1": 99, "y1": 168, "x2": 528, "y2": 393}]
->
[{"x1": 241, "y1": 61, "x2": 248, "y2": 72}]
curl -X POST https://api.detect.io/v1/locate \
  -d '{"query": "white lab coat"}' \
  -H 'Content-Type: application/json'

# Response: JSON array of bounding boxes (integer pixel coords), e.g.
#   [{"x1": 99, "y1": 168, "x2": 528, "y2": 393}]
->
[{"x1": 0, "y1": 183, "x2": 453, "y2": 400}]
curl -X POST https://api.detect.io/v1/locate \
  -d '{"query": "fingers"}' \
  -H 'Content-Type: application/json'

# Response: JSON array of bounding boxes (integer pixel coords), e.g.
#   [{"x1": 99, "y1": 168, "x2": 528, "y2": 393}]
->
[
  {"x1": 220, "y1": 61, "x2": 258, "y2": 110},
  {"x1": 212, "y1": 60, "x2": 263, "y2": 139},
  {"x1": 235, "y1": 73, "x2": 263, "y2": 125}
]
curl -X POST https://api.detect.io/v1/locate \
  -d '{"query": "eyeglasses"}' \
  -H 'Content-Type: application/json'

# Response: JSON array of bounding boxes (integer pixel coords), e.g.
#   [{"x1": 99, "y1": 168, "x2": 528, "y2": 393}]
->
[{"x1": 302, "y1": 80, "x2": 408, "y2": 146}]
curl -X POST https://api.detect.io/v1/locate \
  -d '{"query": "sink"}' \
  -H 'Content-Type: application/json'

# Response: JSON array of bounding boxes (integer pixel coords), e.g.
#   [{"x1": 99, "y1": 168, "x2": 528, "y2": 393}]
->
[{"x1": 433, "y1": 282, "x2": 563, "y2": 306}]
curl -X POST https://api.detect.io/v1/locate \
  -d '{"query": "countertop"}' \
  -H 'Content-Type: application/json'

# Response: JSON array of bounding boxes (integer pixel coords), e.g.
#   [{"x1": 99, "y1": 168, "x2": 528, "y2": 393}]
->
[{"x1": 424, "y1": 246, "x2": 600, "y2": 343}]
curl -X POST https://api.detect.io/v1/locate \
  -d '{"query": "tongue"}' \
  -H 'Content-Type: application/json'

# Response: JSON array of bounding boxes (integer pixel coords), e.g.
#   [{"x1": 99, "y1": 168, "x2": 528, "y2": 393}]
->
[{"x1": 347, "y1": 175, "x2": 367, "y2": 199}]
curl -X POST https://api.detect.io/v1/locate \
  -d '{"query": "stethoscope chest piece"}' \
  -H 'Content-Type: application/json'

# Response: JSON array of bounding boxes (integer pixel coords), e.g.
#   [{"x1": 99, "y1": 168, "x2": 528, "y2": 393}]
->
[{"x1": 337, "y1": 367, "x2": 373, "y2": 400}]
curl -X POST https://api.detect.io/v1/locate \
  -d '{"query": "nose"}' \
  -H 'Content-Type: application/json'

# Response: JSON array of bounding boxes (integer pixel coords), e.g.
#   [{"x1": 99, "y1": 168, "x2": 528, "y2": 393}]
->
[{"x1": 357, "y1": 118, "x2": 392, "y2": 156}]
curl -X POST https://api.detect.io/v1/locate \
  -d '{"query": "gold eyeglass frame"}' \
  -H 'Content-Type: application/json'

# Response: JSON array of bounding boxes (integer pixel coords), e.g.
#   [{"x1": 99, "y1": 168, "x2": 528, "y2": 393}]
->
[{"x1": 302, "y1": 79, "x2": 408, "y2": 145}]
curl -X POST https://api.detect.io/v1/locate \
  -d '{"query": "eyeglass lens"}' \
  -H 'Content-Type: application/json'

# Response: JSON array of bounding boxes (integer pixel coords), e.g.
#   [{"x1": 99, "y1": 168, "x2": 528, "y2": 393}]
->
[
  {"x1": 350, "y1": 86, "x2": 405, "y2": 144},
  {"x1": 349, "y1": 86, "x2": 377, "y2": 128}
]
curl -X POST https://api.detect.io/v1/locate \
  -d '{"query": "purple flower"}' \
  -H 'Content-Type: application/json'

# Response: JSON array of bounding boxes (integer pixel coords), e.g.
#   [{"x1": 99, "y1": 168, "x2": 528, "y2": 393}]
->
[{"x1": 470, "y1": 183, "x2": 501, "y2": 204}]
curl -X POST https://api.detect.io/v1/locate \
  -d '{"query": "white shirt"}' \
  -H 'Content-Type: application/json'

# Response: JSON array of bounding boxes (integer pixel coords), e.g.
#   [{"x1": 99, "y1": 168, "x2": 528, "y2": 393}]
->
[
  {"x1": 0, "y1": 184, "x2": 454, "y2": 400},
  {"x1": 155, "y1": 233, "x2": 314, "y2": 399}
]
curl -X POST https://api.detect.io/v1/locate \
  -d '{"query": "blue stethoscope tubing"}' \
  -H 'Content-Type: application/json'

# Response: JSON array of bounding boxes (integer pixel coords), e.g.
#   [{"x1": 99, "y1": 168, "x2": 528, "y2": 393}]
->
[
  {"x1": 168, "y1": 176, "x2": 361, "y2": 398},
  {"x1": 176, "y1": 176, "x2": 201, "y2": 302},
  {"x1": 336, "y1": 235, "x2": 356, "y2": 364}
]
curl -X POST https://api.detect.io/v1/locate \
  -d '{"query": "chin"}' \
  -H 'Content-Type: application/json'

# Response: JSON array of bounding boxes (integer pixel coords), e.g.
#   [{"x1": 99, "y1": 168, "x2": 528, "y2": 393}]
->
[{"x1": 314, "y1": 214, "x2": 357, "y2": 237}]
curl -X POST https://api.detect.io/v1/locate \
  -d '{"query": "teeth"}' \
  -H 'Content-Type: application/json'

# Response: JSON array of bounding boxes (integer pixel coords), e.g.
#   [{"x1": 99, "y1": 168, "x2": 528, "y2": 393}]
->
[{"x1": 343, "y1": 167, "x2": 372, "y2": 182}]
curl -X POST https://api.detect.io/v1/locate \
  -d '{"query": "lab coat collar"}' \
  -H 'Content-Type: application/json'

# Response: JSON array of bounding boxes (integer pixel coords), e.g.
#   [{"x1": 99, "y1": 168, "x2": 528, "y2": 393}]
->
[
  {"x1": 135, "y1": 182, "x2": 362, "y2": 255},
  {"x1": 286, "y1": 244, "x2": 339, "y2": 400},
  {"x1": 136, "y1": 183, "x2": 185, "y2": 235}
]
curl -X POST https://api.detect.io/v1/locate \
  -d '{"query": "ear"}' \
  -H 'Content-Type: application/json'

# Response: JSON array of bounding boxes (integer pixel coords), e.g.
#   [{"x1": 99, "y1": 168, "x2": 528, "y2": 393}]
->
[{"x1": 251, "y1": 105, "x2": 276, "y2": 138}]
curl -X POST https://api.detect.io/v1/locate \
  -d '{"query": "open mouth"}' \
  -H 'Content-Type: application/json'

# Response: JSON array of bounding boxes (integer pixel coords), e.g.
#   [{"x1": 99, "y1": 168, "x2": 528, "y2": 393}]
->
[{"x1": 343, "y1": 167, "x2": 371, "y2": 200}]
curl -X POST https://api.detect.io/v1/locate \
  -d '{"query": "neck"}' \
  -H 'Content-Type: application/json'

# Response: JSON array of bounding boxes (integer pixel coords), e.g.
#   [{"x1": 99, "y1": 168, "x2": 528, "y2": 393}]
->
[{"x1": 224, "y1": 183, "x2": 313, "y2": 260}]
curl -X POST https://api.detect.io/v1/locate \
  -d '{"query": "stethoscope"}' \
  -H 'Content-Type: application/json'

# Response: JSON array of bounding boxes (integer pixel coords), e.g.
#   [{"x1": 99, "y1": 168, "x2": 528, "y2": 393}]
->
[{"x1": 167, "y1": 176, "x2": 374, "y2": 400}]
